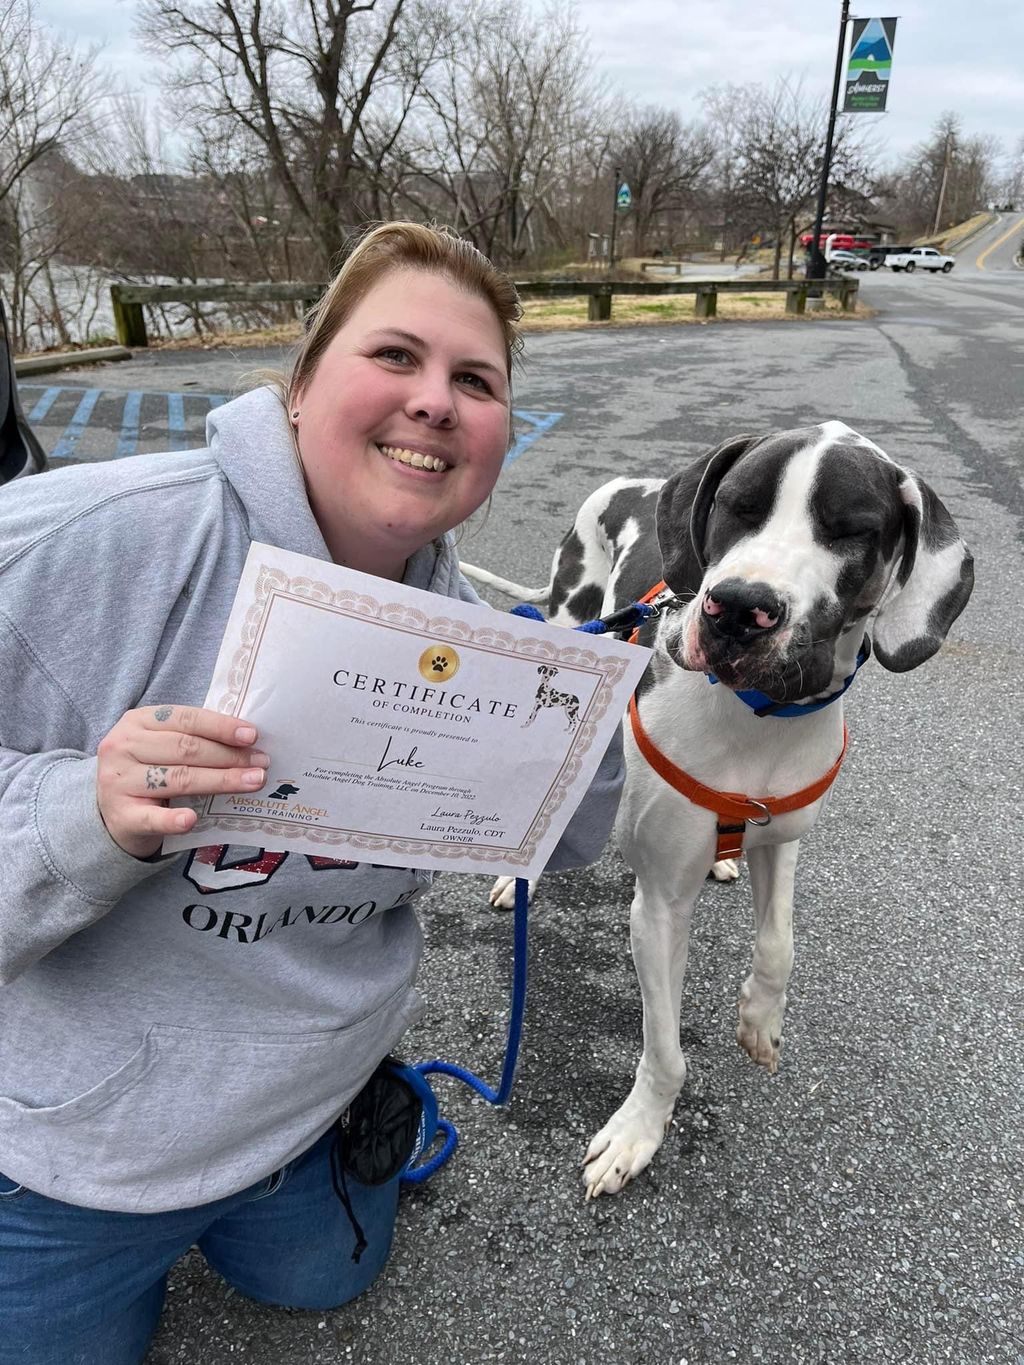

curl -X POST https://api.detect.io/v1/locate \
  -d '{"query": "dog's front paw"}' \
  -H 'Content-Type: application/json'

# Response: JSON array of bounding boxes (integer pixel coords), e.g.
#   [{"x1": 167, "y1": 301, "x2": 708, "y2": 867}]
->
[
  {"x1": 709, "y1": 858, "x2": 740, "y2": 882},
  {"x1": 582, "y1": 1100, "x2": 673, "y2": 1199},
  {"x1": 736, "y1": 980, "x2": 786, "y2": 1073},
  {"x1": 487, "y1": 876, "x2": 535, "y2": 911}
]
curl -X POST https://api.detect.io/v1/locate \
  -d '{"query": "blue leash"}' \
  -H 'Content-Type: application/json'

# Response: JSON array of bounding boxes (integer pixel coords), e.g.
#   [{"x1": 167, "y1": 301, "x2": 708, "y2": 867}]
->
[
  {"x1": 402, "y1": 875, "x2": 530, "y2": 1183},
  {"x1": 402, "y1": 599, "x2": 660, "y2": 1184}
]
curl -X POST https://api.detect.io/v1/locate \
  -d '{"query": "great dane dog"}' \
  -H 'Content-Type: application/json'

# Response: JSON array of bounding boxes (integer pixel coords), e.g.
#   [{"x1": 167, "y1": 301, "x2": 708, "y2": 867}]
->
[{"x1": 464, "y1": 421, "x2": 973, "y2": 1199}]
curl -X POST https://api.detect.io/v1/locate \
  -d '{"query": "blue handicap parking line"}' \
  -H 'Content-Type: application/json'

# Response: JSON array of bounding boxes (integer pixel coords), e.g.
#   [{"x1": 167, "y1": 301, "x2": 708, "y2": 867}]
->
[
  {"x1": 18, "y1": 386, "x2": 231, "y2": 461},
  {"x1": 166, "y1": 392, "x2": 186, "y2": 450},
  {"x1": 27, "y1": 387, "x2": 63, "y2": 423},
  {"x1": 17, "y1": 387, "x2": 565, "y2": 466},
  {"x1": 115, "y1": 390, "x2": 143, "y2": 460},
  {"x1": 507, "y1": 410, "x2": 563, "y2": 464},
  {"x1": 50, "y1": 389, "x2": 102, "y2": 461}
]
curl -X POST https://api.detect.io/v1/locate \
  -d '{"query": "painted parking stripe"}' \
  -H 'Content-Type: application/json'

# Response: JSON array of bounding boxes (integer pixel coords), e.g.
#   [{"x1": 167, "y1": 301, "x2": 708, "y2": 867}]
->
[
  {"x1": 116, "y1": 390, "x2": 143, "y2": 459},
  {"x1": 507, "y1": 410, "x2": 563, "y2": 464},
  {"x1": 27, "y1": 387, "x2": 63, "y2": 423},
  {"x1": 166, "y1": 392, "x2": 187, "y2": 450},
  {"x1": 50, "y1": 389, "x2": 103, "y2": 461}
]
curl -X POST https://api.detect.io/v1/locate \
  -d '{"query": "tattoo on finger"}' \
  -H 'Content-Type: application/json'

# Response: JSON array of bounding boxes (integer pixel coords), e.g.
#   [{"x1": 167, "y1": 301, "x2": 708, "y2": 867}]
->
[
  {"x1": 154, "y1": 707, "x2": 173, "y2": 722},
  {"x1": 146, "y1": 766, "x2": 170, "y2": 790}
]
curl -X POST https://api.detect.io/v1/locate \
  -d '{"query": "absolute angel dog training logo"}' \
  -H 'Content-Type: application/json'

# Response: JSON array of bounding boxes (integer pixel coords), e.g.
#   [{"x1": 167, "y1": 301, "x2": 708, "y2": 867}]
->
[{"x1": 222, "y1": 775, "x2": 328, "y2": 823}]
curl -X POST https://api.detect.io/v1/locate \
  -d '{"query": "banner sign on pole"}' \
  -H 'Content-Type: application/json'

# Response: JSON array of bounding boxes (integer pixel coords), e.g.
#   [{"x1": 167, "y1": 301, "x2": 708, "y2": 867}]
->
[
  {"x1": 843, "y1": 17, "x2": 897, "y2": 112},
  {"x1": 616, "y1": 182, "x2": 632, "y2": 209}
]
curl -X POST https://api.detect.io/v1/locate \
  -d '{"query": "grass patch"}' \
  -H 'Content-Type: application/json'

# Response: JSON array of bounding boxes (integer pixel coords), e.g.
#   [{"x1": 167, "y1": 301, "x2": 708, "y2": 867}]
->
[{"x1": 519, "y1": 289, "x2": 865, "y2": 331}]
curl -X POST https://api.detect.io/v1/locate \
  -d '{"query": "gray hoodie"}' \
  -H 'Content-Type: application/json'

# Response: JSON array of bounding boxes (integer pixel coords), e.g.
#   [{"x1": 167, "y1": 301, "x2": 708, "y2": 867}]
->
[{"x1": 0, "y1": 387, "x2": 623, "y2": 1213}]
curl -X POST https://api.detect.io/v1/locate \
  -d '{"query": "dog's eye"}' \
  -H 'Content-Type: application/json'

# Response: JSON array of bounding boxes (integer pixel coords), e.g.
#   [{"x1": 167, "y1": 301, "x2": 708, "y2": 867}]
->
[{"x1": 721, "y1": 500, "x2": 761, "y2": 525}]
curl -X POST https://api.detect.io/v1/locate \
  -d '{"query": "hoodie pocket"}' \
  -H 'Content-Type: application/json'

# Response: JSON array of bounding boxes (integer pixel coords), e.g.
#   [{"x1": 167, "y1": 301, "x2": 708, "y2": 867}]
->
[{"x1": 0, "y1": 985, "x2": 423, "y2": 1212}]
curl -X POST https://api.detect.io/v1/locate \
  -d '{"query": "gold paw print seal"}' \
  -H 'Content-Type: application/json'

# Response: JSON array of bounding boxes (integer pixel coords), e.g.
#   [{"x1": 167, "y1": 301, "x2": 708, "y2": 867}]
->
[{"x1": 418, "y1": 643, "x2": 460, "y2": 682}]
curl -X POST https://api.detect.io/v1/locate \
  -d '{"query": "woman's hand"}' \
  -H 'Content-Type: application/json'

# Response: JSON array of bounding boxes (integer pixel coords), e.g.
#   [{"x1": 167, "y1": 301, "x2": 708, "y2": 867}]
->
[{"x1": 96, "y1": 705, "x2": 270, "y2": 859}]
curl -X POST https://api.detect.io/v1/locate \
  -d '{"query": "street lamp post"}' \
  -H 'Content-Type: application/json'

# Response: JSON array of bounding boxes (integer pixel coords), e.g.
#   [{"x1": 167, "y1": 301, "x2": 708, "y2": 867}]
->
[
  {"x1": 609, "y1": 166, "x2": 621, "y2": 270},
  {"x1": 806, "y1": 0, "x2": 851, "y2": 281}
]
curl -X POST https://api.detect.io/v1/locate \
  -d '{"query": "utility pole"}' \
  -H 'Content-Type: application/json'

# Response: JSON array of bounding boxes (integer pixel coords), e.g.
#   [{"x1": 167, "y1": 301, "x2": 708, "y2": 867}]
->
[
  {"x1": 608, "y1": 166, "x2": 621, "y2": 270},
  {"x1": 806, "y1": 0, "x2": 851, "y2": 280},
  {"x1": 933, "y1": 131, "x2": 953, "y2": 235}
]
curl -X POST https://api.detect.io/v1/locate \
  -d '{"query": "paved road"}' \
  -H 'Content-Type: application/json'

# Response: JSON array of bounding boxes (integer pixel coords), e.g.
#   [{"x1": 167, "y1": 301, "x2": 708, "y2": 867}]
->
[
  {"x1": 14, "y1": 264, "x2": 1022, "y2": 1365},
  {"x1": 957, "y1": 210, "x2": 1024, "y2": 274}
]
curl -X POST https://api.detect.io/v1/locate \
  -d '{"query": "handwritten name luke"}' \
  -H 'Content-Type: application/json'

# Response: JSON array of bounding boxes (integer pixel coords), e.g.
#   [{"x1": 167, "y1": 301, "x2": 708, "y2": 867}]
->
[{"x1": 377, "y1": 734, "x2": 426, "y2": 773}]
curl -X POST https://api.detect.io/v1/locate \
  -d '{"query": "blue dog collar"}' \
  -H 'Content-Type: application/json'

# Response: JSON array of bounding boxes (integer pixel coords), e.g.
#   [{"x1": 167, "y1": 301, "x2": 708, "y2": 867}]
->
[{"x1": 709, "y1": 639, "x2": 871, "y2": 718}]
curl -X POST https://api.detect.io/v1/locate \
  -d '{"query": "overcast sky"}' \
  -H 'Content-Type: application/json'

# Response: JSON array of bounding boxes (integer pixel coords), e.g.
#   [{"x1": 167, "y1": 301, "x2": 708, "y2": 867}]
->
[{"x1": 35, "y1": 0, "x2": 1023, "y2": 166}]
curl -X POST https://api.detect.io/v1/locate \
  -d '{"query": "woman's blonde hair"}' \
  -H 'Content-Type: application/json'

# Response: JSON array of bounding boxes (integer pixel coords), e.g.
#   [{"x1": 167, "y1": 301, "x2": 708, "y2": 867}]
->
[{"x1": 283, "y1": 221, "x2": 523, "y2": 410}]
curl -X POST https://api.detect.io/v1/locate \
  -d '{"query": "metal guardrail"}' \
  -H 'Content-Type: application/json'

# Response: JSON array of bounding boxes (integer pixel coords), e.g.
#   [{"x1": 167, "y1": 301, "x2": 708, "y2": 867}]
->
[{"x1": 110, "y1": 276, "x2": 859, "y2": 347}]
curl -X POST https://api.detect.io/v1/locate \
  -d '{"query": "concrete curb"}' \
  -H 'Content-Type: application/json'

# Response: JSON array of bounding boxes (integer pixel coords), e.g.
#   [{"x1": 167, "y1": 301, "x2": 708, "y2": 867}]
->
[{"x1": 14, "y1": 345, "x2": 133, "y2": 377}]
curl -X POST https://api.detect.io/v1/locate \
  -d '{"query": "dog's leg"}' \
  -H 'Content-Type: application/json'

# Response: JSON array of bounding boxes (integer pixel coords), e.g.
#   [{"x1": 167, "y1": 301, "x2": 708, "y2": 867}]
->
[
  {"x1": 488, "y1": 875, "x2": 536, "y2": 910},
  {"x1": 735, "y1": 841, "x2": 799, "y2": 1074},
  {"x1": 709, "y1": 858, "x2": 740, "y2": 882},
  {"x1": 583, "y1": 862, "x2": 703, "y2": 1198}
]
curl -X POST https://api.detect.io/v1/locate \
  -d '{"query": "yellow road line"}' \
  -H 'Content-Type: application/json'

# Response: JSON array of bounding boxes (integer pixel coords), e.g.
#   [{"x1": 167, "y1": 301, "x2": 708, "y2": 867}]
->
[{"x1": 976, "y1": 215, "x2": 1024, "y2": 271}]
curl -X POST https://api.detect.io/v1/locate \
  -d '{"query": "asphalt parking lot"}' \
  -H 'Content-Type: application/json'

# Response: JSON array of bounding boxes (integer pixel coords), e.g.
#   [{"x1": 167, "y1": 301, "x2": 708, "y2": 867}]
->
[{"x1": 24, "y1": 277, "x2": 1024, "y2": 1364}]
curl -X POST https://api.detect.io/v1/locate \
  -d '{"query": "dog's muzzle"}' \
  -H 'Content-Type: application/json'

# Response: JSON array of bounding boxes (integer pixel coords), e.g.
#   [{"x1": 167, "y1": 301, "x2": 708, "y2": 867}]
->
[
  {"x1": 684, "y1": 578, "x2": 834, "y2": 699},
  {"x1": 701, "y1": 578, "x2": 787, "y2": 641}
]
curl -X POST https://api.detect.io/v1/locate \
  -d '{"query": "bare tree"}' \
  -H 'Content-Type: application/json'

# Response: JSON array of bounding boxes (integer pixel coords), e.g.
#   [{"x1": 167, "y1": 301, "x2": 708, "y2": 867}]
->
[
  {"x1": 998, "y1": 134, "x2": 1024, "y2": 210},
  {"x1": 400, "y1": 0, "x2": 607, "y2": 263},
  {"x1": 699, "y1": 83, "x2": 759, "y2": 259},
  {"x1": 885, "y1": 112, "x2": 1002, "y2": 236},
  {"x1": 137, "y1": 0, "x2": 443, "y2": 272},
  {"x1": 611, "y1": 105, "x2": 714, "y2": 257},
  {"x1": 0, "y1": 0, "x2": 105, "y2": 208},
  {"x1": 732, "y1": 78, "x2": 875, "y2": 277},
  {"x1": 0, "y1": 0, "x2": 107, "y2": 347}
]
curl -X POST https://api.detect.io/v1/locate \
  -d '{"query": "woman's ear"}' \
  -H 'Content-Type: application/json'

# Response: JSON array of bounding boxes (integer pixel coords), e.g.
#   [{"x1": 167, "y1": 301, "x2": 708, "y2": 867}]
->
[
  {"x1": 872, "y1": 470, "x2": 974, "y2": 672},
  {"x1": 655, "y1": 434, "x2": 763, "y2": 595}
]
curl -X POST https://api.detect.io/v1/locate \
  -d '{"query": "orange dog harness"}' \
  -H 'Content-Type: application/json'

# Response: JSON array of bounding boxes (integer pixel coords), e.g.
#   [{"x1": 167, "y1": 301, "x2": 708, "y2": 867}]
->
[{"x1": 628, "y1": 581, "x2": 848, "y2": 860}]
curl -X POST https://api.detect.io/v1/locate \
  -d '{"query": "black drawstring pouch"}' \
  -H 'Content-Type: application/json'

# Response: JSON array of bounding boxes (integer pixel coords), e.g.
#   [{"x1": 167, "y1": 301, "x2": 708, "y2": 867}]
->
[
  {"x1": 330, "y1": 1056, "x2": 436, "y2": 1261},
  {"x1": 335, "y1": 1055, "x2": 426, "y2": 1186}
]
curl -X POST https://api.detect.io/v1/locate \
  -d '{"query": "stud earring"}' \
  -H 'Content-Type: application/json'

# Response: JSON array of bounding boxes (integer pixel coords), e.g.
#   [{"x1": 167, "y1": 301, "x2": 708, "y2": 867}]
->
[{"x1": 290, "y1": 409, "x2": 300, "y2": 423}]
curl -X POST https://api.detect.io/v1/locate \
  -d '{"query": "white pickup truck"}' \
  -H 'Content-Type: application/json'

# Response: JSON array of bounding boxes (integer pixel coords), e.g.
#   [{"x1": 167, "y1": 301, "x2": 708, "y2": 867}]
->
[{"x1": 887, "y1": 247, "x2": 955, "y2": 274}]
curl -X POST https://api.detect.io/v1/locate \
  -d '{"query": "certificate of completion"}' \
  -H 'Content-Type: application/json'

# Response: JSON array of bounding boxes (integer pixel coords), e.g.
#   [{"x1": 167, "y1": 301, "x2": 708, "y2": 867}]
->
[{"x1": 163, "y1": 544, "x2": 651, "y2": 877}]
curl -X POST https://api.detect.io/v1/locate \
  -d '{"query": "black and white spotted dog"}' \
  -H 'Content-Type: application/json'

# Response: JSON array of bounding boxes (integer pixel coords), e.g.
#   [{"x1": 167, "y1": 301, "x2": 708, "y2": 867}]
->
[
  {"x1": 523, "y1": 664, "x2": 581, "y2": 732},
  {"x1": 464, "y1": 421, "x2": 973, "y2": 1198}
]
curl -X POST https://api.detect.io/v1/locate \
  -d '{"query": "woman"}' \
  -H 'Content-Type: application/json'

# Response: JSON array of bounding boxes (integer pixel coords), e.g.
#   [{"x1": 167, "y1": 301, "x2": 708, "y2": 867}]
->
[{"x1": 0, "y1": 223, "x2": 623, "y2": 1363}]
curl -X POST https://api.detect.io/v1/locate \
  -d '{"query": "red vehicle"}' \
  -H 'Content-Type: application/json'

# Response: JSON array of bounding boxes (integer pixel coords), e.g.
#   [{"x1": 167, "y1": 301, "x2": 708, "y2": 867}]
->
[{"x1": 799, "y1": 232, "x2": 874, "y2": 251}]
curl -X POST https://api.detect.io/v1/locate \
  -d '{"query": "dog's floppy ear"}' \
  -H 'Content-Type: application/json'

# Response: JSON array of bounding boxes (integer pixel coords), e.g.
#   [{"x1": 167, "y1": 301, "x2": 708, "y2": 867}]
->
[
  {"x1": 656, "y1": 434, "x2": 763, "y2": 594},
  {"x1": 872, "y1": 469, "x2": 974, "y2": 672}
]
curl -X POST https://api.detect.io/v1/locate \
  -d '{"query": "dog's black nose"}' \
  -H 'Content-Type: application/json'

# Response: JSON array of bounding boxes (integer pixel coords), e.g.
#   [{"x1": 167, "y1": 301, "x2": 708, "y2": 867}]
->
[{"x1": 702, "y1": 579, "x2": 786, "y2": 639}]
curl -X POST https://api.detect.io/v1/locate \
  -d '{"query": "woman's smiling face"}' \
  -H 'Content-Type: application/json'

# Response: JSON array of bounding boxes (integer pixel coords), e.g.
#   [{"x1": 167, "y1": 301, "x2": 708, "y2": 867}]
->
[{"x1": 293, "y1": 269, "x2": 512, "y2": 579}]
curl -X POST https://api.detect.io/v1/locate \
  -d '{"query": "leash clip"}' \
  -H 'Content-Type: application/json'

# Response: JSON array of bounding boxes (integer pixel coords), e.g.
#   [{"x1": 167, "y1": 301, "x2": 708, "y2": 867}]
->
[
  {"x1": 646, "y1": 588, "x2": 682, "y2": 619},
  {"x1": 745, "y1": 799, "x2": 772, "y2": 827}
]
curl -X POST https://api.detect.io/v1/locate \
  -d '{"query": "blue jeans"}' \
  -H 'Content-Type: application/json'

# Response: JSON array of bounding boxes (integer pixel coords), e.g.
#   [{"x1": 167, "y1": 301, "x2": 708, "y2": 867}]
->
[{"x1": 0, "y1": 1129, "x2": 400, "y2": 1365}]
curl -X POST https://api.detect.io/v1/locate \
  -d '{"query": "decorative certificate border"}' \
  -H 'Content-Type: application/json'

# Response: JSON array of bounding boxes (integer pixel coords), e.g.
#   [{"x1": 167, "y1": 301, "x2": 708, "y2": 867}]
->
[{"x1": 186, "y1": 562, "x2": 632, "y2": 870}]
